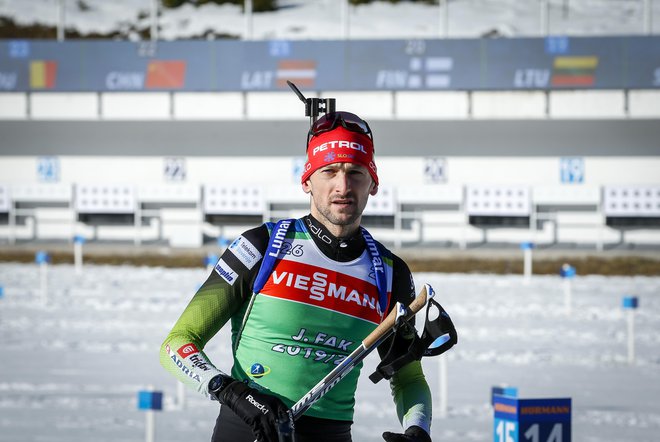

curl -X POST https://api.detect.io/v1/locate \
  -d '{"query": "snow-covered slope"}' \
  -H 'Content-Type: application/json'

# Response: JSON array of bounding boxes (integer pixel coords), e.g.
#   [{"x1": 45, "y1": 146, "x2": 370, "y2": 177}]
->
[
  {"x1": 0, "y1": 0, "x2": 657, "y2": 40},
  {"x1": 0, "y1": 262, "x2": 658, "y2": 441}
]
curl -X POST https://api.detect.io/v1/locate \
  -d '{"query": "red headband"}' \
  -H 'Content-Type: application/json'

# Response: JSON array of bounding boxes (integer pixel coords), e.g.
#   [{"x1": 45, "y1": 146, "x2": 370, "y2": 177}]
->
[{"x1": 301, "y1": 126, "x2": 378, "y2": 185}]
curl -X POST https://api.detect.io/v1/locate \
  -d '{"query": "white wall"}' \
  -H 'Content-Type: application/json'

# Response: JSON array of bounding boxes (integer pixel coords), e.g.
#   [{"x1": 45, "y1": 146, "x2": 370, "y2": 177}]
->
[
  {"x1": 395, "y1": 91, "x2": 469, "y2": 119},
  {"x1": 471, "y1": 91, "x2": 546, "y2": 119},
  {"x1": 628, "y1": 90, "x2": 660, "y2": 118},
  {"x1": 320, "y1": 91, "x2": 394, "y2": 119},
  {"x1": 0, "y1": 90, "x2": 658, "y2": 120},
  {"x1": 101, "y1": 93, "x2": 171, "y2": 120},
  {"x1": 2, "y1": 156, "x2": 659, "y2": 189},
  {"x1": 173, "y1": 92, "x2": 244, "y2": 120},
  {"x1": 29, "y1": 93, "x2": 99, "y2": 120},
  {"x1": 549, "y1": 90, "x2": 626, "y2": 119},
  {"x1": 246, "y1": 92, "x2": 301, "y2": 119},
  {"x1": 0, "y1": 93, "x2": 27, "y2": 118}
]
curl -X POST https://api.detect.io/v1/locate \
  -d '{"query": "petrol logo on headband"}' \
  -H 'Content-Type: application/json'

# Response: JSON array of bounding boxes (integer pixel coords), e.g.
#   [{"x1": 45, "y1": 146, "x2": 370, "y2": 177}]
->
[{"x1": 311, "y1": 140, "x2": 368, "y2": 157}]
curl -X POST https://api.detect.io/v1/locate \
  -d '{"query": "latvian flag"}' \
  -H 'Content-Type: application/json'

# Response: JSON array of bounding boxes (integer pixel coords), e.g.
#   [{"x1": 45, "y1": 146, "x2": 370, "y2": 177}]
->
[
  {"x1": 30, "y1": 60, "x2": 57, "y2": 89},
  {"x1": 551, "y1": 56, "x2": 598, "y2": 87},
  {"x1": 276, "y1": 60, "x2": 316, "y2": 88}
]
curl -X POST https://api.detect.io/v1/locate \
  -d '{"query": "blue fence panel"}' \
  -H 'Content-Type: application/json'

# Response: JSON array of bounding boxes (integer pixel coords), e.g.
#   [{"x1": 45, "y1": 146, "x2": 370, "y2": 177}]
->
[
  {"x1": 484, "y1": 38, "x2": 552, "y2": 90},
  {"x1": 84, "y1": 40, "x2": 215, "y2": 91},
  {"x1": 346, "y1": 39, "x2": 482, "y2": 91},
  {"x1": 625, "y1": 36, "x2": 660, "y2": 89},
  {"x1": 1, "y1": 37, "x2": 659, "y2": 92},
  {"x1": 215, "y1": 40, "x2": 347, "y2": 91}
]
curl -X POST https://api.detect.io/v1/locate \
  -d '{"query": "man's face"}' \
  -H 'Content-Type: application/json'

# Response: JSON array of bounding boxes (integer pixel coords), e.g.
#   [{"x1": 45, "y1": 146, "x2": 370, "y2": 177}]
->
[{"x1": 302, "y1": 162, "x2": 378, "y2": 230}]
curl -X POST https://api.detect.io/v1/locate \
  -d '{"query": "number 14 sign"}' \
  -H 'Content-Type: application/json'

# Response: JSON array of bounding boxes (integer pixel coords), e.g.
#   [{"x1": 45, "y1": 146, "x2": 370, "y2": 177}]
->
[{"x1": 494, "y1": 396, "x2": 571, "y2": 442}]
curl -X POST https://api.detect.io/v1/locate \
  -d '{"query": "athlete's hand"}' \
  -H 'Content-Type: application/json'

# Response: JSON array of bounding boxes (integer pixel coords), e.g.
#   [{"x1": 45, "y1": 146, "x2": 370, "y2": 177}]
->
[
  {"x1": 382, "y1": 426, "x2": 431, "y2": 442},
  {"x1": 220, "y1": 380, "x2": 294, "y2": 442}
]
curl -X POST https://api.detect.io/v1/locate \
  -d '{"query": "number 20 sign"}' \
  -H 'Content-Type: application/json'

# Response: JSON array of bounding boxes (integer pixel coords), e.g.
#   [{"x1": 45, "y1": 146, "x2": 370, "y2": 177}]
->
[{"x1": 494, "y1": 396, "x2": 571, "y2": 442}]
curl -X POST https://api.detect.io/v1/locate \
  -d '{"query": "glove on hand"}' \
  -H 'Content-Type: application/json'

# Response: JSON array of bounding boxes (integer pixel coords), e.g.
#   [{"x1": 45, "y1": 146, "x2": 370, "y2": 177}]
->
[
  {"x1": 220, "y1": 380, "x2": 293, "y2": 442},
  {"x1": 382, "y1": 425, "x2": 432, "y2": 442}
]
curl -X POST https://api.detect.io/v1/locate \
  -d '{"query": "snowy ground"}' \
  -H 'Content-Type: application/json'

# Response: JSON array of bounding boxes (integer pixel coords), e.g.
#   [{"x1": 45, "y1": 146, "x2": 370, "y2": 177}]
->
[
  {"x1": 0, "y1": 262, "x2": 658, "y2": 442},
  {"x1": 0, "y1": 0, "x2": 657, "y2": 40}
]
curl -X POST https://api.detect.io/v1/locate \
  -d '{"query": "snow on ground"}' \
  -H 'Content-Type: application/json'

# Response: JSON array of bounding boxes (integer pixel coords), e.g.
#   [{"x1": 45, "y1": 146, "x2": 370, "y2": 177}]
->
[
  {"x1": 0, "y1": 0, "x2": 657, "y2": 40},
  {"x1": 0, "y1": 262, "x2": 658, "y2": 441}
]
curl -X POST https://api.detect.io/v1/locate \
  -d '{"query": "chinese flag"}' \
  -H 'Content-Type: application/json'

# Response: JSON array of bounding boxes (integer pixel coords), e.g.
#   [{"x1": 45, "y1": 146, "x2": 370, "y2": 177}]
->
[
  {"x1": 30, "y1": 60, "x2": 57, "y2": 89},
  {"x1": 145, "y1": 60, "x2": 186, "y2": 89}
]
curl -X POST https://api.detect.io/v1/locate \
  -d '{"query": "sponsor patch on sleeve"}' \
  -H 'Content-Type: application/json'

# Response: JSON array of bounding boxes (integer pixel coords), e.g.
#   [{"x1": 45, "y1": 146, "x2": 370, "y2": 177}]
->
[
  {"x1": 214, "y1": 258, "x2": 238, "y2": 285},
  {"x1": 177, "y1": 343, "x2": 200, "y2": 359},
  {"x1": 228, "y1": 235, "x2": 263, "y2": 270}
]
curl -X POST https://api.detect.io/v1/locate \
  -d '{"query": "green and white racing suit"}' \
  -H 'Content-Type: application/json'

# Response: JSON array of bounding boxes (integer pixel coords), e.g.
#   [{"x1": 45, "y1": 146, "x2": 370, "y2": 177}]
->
[{"x1": 160, "y1": 214, "x2": 433, "y2": 435}]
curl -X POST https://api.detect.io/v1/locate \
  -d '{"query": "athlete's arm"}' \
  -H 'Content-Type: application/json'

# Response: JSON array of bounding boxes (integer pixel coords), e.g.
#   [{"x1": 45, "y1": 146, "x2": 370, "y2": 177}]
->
[
  {"x1": 159, "y1": 225, "x2": 269, "y2": 397},
  {"x1": 382, "y1": 256, "x2": 433, "y2": 436}
]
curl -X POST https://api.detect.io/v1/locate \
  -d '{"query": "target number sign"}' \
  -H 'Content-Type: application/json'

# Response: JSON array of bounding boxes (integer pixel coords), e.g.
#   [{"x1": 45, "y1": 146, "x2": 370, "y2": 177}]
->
[{"x1": 494, "y1": 396, "x2": 571, "y2": 442}]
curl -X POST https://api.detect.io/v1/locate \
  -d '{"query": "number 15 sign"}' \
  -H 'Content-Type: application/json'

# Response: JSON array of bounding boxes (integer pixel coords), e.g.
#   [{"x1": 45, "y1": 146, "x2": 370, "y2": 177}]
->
[{"x1": 494, "y1": 396, "x2": 571, "y2": 442}]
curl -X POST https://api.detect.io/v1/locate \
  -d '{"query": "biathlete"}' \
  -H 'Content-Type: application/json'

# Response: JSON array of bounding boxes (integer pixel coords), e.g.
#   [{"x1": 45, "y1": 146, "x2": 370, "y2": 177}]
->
[{"x1": 160, "y1": 110, "x2": 435, "y2": 442}]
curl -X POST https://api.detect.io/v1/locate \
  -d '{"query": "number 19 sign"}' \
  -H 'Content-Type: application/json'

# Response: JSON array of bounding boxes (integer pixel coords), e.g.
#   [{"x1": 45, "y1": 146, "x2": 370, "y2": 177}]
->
[{"x1": 494, "y1": 396, "x2": 571, "y2": 442}]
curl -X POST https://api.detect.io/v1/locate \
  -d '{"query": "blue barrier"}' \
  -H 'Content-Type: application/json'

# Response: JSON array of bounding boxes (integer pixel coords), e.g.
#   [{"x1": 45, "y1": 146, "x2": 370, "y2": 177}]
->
[
  {"x1": 560, "y1": 264, "x2": 576, "y2": 278},
  {"x1": 74, "y1": 235, "x2": 86, "y2": 244},
  {"x1": 622, "y1": 296, "x2": 639, "y2": 309},
  {"x1": 1, "y1": 37, "x2": 659, "y2": 92},
  {"x1": 35, "y1": 251, "x2": 50, "y2": 264},
  {"x1": 217, "y1": 236, "x2": 230, "y2": 249},
  {"x1": 137, "y1": 390, "x2": 163, "y2": 411},
  {"x1": 491, "y1": 386, "x2": 518, "y2": 405},
  {"x1": 204, "y1": 253, "x2": 219, "y2": 268},
  {"x1": 494, "y1": 396, "x2": 571, "y2": 442}
]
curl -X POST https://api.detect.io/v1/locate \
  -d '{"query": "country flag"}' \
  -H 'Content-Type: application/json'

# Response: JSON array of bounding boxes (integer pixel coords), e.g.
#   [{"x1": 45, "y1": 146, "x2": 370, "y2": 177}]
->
[
  {"x1": 145, "y1": 60, "x2": 186, "y2": 89},
  {"x1": 30, "y1": 60, "x2": 57, "y2": 89},
  {"x1": 551, "y1": 56, "x2": 598, "y2": 87},
  {"x1": 276, "y1": 59, "x2": 316, "y2": 88},
  {"x1": 425, "y1": 56, "x2": 453, "y2": 89}
]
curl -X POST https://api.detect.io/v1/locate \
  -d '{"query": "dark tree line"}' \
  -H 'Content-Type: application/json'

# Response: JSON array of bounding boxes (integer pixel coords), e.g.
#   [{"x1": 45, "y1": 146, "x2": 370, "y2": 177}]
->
[{"x1": 162, "y1": 0, "x2": 438, "y2": 11}]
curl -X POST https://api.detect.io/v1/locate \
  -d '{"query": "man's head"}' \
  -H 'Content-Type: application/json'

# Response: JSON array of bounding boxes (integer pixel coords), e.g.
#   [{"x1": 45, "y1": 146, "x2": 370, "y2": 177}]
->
[
  {"x1": 301, "y1": 111, "x2": 378, "y2": 234},
  {"x1": 300, "y1": 111, "x2": 378, "y2": 185}
]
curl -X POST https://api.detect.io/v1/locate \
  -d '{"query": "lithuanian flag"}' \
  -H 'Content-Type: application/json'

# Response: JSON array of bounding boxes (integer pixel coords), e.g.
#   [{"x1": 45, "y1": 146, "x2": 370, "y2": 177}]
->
[
  {"x1": 30, "y1": 60, "x2": 57, "y2": 89},
  {"x1": 551, "y1": 56, "x2": 598, "y2": 87}
]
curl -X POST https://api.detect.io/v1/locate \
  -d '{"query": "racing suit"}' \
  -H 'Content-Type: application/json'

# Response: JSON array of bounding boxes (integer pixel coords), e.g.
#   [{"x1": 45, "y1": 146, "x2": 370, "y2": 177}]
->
[{"x1": 160, "y1": 214, "x2": 432, "y2": 441}]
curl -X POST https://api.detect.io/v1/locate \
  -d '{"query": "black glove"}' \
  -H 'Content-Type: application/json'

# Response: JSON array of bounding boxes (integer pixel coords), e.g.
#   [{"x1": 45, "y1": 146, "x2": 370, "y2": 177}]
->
[
  {"x1": 220, "y1": 380, "x2": 294, "y2": 442},
  {"x1": 382, "y1": 425, "x2": 431, "y2": 442}
]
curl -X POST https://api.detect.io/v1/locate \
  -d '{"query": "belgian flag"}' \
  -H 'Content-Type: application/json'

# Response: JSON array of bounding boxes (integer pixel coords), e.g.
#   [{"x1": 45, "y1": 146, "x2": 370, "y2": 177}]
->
[
  {"x1": 30, "y1": 60, "x2": 57, "y2": 89},
  {"x1": 551, "y1": 56, "x2": 598, "y2": 87}
]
